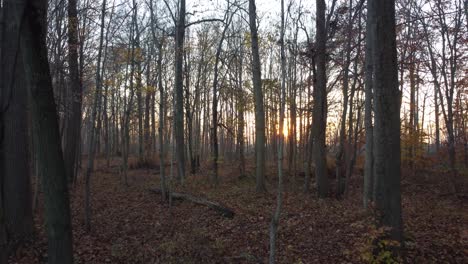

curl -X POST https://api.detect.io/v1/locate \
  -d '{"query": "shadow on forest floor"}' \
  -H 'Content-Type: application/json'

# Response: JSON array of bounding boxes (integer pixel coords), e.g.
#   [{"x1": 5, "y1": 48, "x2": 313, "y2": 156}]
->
[{"x1": 11, "y1": 156, "x2": 468, "y2": 263}]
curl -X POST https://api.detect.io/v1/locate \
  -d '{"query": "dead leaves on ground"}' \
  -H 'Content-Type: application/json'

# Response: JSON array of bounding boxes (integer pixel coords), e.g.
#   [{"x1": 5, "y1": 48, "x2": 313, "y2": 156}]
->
[{"x1": 10, "y1": 159, "x2": 468, "y2": 263}]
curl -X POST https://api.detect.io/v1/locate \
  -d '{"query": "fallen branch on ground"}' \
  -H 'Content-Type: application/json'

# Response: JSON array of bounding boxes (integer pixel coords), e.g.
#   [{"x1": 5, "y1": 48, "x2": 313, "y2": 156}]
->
[{"x1": 148, "y1": 188, "x2": 235, "y2": 219}]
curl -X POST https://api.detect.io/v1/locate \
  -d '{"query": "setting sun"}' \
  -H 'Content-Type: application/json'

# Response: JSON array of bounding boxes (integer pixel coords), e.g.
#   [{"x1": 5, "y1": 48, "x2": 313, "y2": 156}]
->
[{"x1": 282, "y1": 123, "x2": 289, "y2": 137}]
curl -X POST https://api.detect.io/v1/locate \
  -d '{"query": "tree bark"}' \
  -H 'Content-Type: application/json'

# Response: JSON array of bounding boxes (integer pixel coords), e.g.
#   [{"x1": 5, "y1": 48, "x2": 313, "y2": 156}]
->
[
  {"x1": 314, "y1": 0, "x2": 329, "y2": 198},
  {"x1": 174, "y1": 0, "x2": 186, "y2": 183},
  {"x1": 84, "y1": 0, "x2": 107, "y2": 232},
  {"x1": 63, "y1": 0, "x2": 82, "y2": 183},
  {"x1": 363, "y1": 0, "x2": 374, "y2": 208},
  {"x1": 370, "y1": 0, "x2": 403, "y2": 249},
  {"x1": 248, "y1": 0, "x2": 266, "y2": 192},
  {"x1": 237, "y1": 34, "x2": 246, "y2": 178},
  {"x1": 1, "y1": 0, "x2": 34, "y2": 241},
  {"x1": 0, "y1": 8, "x2": 6, "y2": 263},
  {"x1": 19, "y1": 0, "x2": 74, "y2": 261},
  {"x1": 269, "y1": 0, "x2": 286, "y2": 261},
  {"x1": 336, "y1": 0, "x2": 354, "y2": 197}
]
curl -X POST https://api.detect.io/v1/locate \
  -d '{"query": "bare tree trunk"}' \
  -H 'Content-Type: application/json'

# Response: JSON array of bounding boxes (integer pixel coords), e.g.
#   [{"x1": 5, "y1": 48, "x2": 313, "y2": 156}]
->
[
  {"x1": 409, "y1": 55, "x2": 416, "y2": 171},
  {"x1": 237, "y1": 34, "x2": 246, "y2": 178},
  {"x1": 434, "y1": 84, "x2": 440, "y2": 152},
  {"x1": 0, "y1": 9, "x2": 7, "y2": 263},
  {"x1": 304, "y1": 65, "x2": 315, "y2": 193},
  {"x1": 148, "y1": 0, "x2": 166, "y2": 199},
  {"x1": 371, "y1": 0, "x2": 403, "y2": 250},
  {"x1": 136, "y1": 22, "x2": 144, "y2": 162},
  {"x1": 211, "y1": 9, "x2": 234, "y2": 185},
  {"x1": 336, "y1": 0, "x2": 354, "y2": 197},
  {"x1": 84, "y1": 0, "x2": 106, "y2": 231},
  {"x1": 174, "y1": 0, "x2": 186, "y2": 183},
  {"x1": 248, "y1": 0, "x2": 266, "y2": 192},
  {"x1": 145, "y1": 48, "x2": 153, "y2": 160},
  {"x1": 19, "y1": 0, "x2": 74, "y2": 261},
  {"x1": 363, "y1": 0, "x2": 374, "y2": 208},
  {"x1": 1, "y1": 0, "x2": 34, "y2": 242},
  {"x1": 101, "y1": 5, "x2": 114, "y2": 169},
  {"x1": 0, "y1": 179, "x2": 6, "y2": 264},
  {"x1": 184, "y1": 51, "x2": 195, "y2": 174},
  {"x1": 269, "y1": 0, "x2": 286, "y2": 261},
  {"x1": 344, "y1": 26, "x2": 362, "y2": 196},
  {"x1": 63, "y1": 0, "x2": 82, "y2": 183},
  {"x1": 158, "y1": 41, "x2": 167, "y2": 199},
  {"x1": 314, "y1": 0, "x2": 329, "y2": 198}
]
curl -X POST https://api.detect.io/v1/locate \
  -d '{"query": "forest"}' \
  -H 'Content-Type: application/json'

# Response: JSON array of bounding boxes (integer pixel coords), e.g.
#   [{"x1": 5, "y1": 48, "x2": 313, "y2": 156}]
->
[{"x1": 0, "y1": 0, "x2": 467, "y2": 263}]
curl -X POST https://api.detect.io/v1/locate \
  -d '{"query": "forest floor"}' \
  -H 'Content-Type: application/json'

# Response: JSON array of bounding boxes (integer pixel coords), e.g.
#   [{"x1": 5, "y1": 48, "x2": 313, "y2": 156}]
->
[{"x1": 11, "y1": 157, "x2": 468, "y2": 263}]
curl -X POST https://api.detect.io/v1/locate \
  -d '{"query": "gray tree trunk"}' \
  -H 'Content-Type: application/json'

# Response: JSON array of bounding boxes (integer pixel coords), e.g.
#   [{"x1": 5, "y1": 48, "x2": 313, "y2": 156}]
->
[
  {"x1": 314, "y1": 0, "x2": 329, "y2": 198},
  {"x1": 63, "y1": 0, "x2": 82, "y2": 183},
  {"x1": 370, "y1": 0, "x2": 403, "y2": 248},
  {"x1": 84, "y1": 0, "x2": 107, "y2": 231},
  {"x1": 336, "y1": 0, "x2": 354, "y2": 197},
  {"x1": 19, "y1": 0, "x2": 74, "y2": 261},
  {"x1": 248, "y1": 0, "x2": 266, "y2": 192},
  {"x1": 363, "y1": 0, "x2": 374, "y2": 208},
  {"x1": 174, "y1": 0, "x2": 186, "y2": 183},
  {"x1": 157, "y1": 40, "x2": 167, "y2": 199},
  {"x1": 1, "y1": 0, "x2": 34, "y2": 242},
  {"x1": 269, "y1": 0, "x2": 285, "y2": 262},
  {"x1": 149, "y1": 0, "x2": 167, "y2": 199},
  {"x1": 0, "y1": 8, "x2": 7, "y2": 263},
  {"x1": 237, "y1": 33, "x2": 246, "y2": 178},
  {"x1": 211, "y1": 8, "x2": 235, "y2": 185}
]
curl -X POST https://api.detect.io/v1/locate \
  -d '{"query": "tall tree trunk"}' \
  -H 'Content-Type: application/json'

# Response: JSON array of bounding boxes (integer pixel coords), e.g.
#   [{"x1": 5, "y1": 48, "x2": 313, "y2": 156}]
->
[
  {"x1": 0, "y1": 174, "x2": 6, "y2": 264},
  {"x1": 0, "y1": 8, "x2": 7, "y2": 262},
  {"x1": 371, "y1": 0, "x2": 403, "y2": 250},
  {"x1": 336, "y1": 0, "x2": 354, "y2": 197},
  {"x1": 304, "y1": 66, "x2": 315, "y2": 193},
  {"x1": 1, "y1": 0, "x2": 34, "y2": 242},
  {"x1": 211, "y1": 10, "x2": 233, "y2": 185},
  {"x1": 158, "y1": 40, "x2": 167, "y2": 200},
  {"x1": 363, "y1": 0, "x2": 374, "y2": 208},
  {"x1": 174, "y1": 0, "x2": 186, "y2": 183},
  {"x1": 434, "y1": 84, "x2": 440, "y2": 152},
  {"x1": 269, "y1": 0, "x2": 285, "y2": 262},
  {"x1": 148, "y1": 0, "x2": 166, "y2": 199},
  {"x1": 136, "y1": 27, "x2": 144, "y2": 162},
  {"x1": 314, "y1": 0, "x2": 329, "y2": 198},
  {"x1": 344, "y1": 35, "x2": 361, "y2": 196},
  {"x1": 63, "y1": 0, "x2": 82, "y2": 183},
  {"x1": 237, "y1": 36, "x2": 246, "y2": 178},
  {"x1": 101, "y1": 6, "x2": 114, "y2": 168},
  {"x1": 409, "y1": 55, "x2": 416, "y2": 171},
  {"x1": 19, "y1": 0, "x2": 74, "y2": 261},
  {"x1": 248, "y1": 0, "x2": 266, "y2": 192},
  {"x1": 84, "y1": 0, "x2": 106, "y2": 231},
  {"x1": 144, "y1": 49, "x2": 152, "y2": 160}
]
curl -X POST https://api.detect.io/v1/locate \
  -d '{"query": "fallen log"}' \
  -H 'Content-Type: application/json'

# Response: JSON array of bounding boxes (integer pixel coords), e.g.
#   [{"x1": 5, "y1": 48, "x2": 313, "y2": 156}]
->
[{"x1": 148, "y1": 188, "x2": 235, "y2": 219}]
